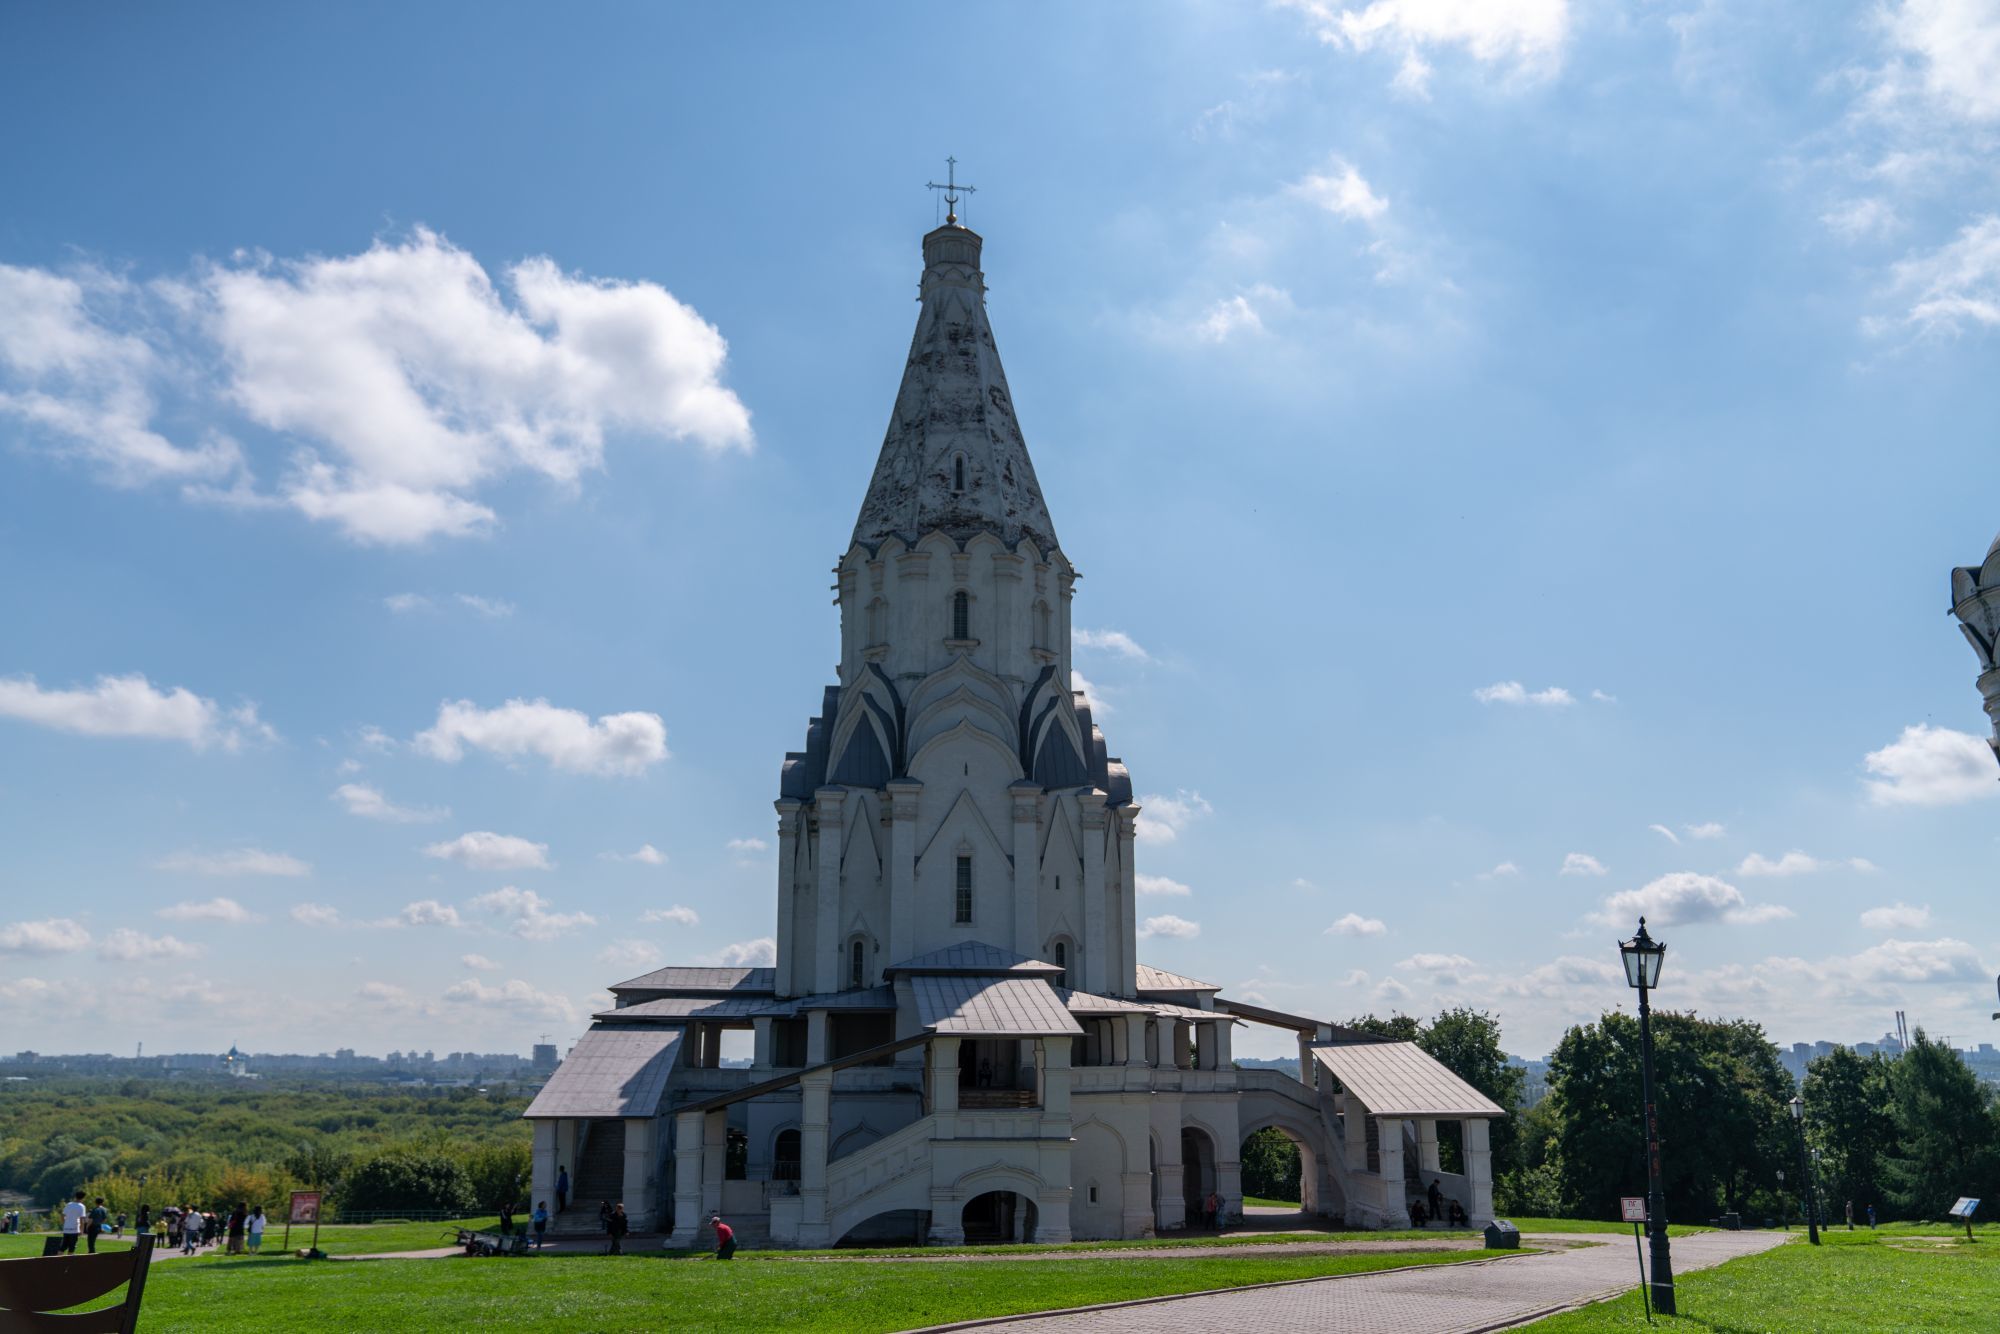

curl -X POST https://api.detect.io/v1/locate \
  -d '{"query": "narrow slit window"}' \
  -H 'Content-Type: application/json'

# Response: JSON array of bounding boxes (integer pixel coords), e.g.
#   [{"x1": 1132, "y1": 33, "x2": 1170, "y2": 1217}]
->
[
  {"x1": 953, "y1": 455, "x2": 966, "y2": 492},
  {"x1": 849, "y1": 938, "x2": 865, "y2": 989},
  {"x1": 1054, "y1": 940, "x2": 1068, "y2": 989},
  {"x1": 952, "y1": 590, "x2": 970, "y2": 640},
  {"x1": 955, "y1": 855, "x2": 973, "y2": 924}
]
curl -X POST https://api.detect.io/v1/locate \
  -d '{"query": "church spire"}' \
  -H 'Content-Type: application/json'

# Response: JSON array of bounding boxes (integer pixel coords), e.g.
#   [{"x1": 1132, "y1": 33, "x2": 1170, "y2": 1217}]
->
[{"x1": 850, "y1": 211, "x2": 1059, "y2": 555}]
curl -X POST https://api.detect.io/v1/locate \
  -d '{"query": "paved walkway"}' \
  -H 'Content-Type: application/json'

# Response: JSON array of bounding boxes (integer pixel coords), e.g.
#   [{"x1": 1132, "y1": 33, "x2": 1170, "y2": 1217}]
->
[{"x1": 921, "y1": 1229, "x2": 1793, "y2": 1332}]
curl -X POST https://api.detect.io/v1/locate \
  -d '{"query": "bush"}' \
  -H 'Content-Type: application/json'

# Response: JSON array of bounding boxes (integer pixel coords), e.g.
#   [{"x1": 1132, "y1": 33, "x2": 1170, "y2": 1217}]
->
[{"x1": 339, "y1": 1149, "x2": 476, "y2": 1216}]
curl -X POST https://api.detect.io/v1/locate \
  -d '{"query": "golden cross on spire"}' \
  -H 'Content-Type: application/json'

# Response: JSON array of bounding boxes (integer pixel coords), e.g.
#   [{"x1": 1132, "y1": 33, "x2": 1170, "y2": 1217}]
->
[{"x1": 926, "y1": 156, "x2": 977, "y2": 225}]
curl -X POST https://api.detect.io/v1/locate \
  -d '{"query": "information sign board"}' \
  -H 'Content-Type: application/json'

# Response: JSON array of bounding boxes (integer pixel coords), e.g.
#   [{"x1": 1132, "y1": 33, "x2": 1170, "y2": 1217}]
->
[
  {"x1": 1620, "y1": 1196, "x2": 1648, "y2": 1224},
  {"x1": 289, "y1": 1192, "x2": 322, "y2": 1224}
]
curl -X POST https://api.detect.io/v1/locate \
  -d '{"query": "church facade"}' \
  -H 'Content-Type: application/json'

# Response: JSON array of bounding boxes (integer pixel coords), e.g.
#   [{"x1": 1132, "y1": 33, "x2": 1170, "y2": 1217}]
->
[{"x1": 525, "y1": 215, "x2": 1501, "y2": 1247}]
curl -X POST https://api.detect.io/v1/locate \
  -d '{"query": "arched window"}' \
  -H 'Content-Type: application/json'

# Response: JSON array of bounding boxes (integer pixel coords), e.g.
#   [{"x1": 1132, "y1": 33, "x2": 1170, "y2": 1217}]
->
[
  {"x1": 849, "y1": 938, "x2": 866, "y2": 989},
  {"x1": 1034, "y1": 600, "x2": 1052, "y2": 648},
  {"x1": 955, "y1": 855, "x2": 974, "y2": 924},
  {"x1": 952, "y1": 589, "x2": 970, "y2": 641},
  {"x1": 773, "y1": 1128, "x2": 802, "y2": 1182},
  {"x1": 1053, "y1": 940, "x2": 1069, "y2": 989},
  {"x1": 953, "y1": 454, "x2": 966, "y2": 492}
]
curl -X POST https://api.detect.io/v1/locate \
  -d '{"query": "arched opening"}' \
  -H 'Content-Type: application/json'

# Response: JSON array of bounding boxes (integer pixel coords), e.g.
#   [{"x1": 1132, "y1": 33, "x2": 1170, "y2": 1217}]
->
[
  {"x1": 951, "y1": 589, "x2": 970, "y2": 641},
  {"x1": 962, "y1": 1190, "x2": 1038, "y2": 1245},
  {"x1": 725, "y1": 1127, "x2": 748, "y2": 1180},
  {"x1": 772, "y1": 1128, "x2": 801, "y2": 1182},
  {"x1": 848, "y1": 936, "x2": 867, "y2": 989},
  {"x1": 1181, "y1": 1127, "x2": 1218, "y2": 1229},
  {"x1": 1240, "y1": 1126, "x2": 1313, "y2": 1214}
]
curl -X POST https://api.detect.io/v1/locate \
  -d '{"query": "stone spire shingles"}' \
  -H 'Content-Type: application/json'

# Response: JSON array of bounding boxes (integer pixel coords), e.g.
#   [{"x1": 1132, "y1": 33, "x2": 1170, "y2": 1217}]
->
[{"x1": 851, "y1": 223, "x2": 1059, "y2": 554}]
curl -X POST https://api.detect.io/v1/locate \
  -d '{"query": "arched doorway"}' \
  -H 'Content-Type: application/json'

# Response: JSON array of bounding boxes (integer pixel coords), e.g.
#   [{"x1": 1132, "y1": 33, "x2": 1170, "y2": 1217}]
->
[
  {"x1": 1181, "y1": 1127, "x2": 1217, "y2": 1228},
  {"x1": 1240, "y1": 1125, "x2": 1320, "y2": 1217},
  {"x1": 962, "y1": 1190, "x2": 1038, "y2": 1245}
]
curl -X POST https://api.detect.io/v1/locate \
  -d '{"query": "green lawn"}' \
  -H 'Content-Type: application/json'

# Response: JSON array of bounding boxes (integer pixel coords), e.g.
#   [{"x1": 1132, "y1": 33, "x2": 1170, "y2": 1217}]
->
[
  {"x1": 126, "y1": 1246, "x2": 1510, "y2": 1332},
  {"x1": 1501, "y1": 1217, "x2": 1712, "y2": 1238},
  {"x1": 0, "y1": 1217, "x2": 500, "y2": 1262},
  {"x1": 1243, "y1": 1195, "x2": 1301, "y2": 1209},
  {"x1": 1524, "y1": 1226, "x2": 2000, "y2": 1331}
]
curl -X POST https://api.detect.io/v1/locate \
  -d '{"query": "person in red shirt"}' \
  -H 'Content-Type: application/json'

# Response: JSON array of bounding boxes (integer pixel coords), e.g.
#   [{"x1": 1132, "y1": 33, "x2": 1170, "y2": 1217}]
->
[{"x1": 711, "y1": 1213, "x2": 735, "y2": 1260}]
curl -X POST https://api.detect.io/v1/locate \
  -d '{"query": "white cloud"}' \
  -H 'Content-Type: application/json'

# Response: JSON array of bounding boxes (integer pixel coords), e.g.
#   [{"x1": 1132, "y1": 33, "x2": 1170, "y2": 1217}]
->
[
  {"x1": 1737, "y1": 850, "x2": 1873, "y2": 877},
  {"x1": 1074, "y1": 628, "x2": 1151, "y2": 660},
  {"x1": 157, "y1": 897, "x2": 256, "y2": 923},
  {"x1": 1685, "y1": 822, "x2": 1726, "y2": 840},
  {"x1": 1135, "y1": 873, "x2": 1193, "y2": 897},
  {"x1": 455, "y1": 594, "x2": 514, "y2": 618},
  {"x1": 1284, "y1": 0, "x2": 1570, "y2": 91},
  {"x1": 384, "y1": 592, "x2": 431, "y2": 614},
  {"x1": 1398, "y1": 951, "x2": 1476, "y2": 973},
  {"x1": 1560, "y1": 852, "x2": 1607, "y2": 877},
  {"x1": 1136, "y1": 789, "x2": 1213, "y2": 844},
  {"x1": 206, "y1": 228, "x2": 753, "y2": 544},
  {"x1": 1884, "y1": 0, "x2": 2000, "y2": 123},
  {"x1": 423, "y1": 831, "x2": 552, "y2": 872},
  {"x1": 0, "y1": 673, "x2": 274, "y2": 750},
  {"x1": 1191, "y1": 284, "x2": 1293, "y2": 343},
  {"x1": 1473, "y1": 680, "x2": 1574, "y2": 707},
  {"x1": 460, "y1": 953, "x2": 502, "y2": 971},
  {"x1": 395, "y1": 899, "x2": 463, "y2": 929},
  {"x1": 1879, "y1": 215, "x2": 2000, "y2": 336},
  {"x1": 155, "y1": 848, "x2": 308, "y2": 877},
  {"x1": 603, "y1": 843, "x2": 668, "y2": 865},
  {"x1": 726, "y1": 837, "x2": 769, "y2": 855},
  {"x1": 291, "y1": 903, "x2": 341, "y2": 927},
  {"x1": 1288, "y1": 158, "x2": 1389, "y2": 222},
  {"x1": 0, "y1": 918, "x2": 92, "y2": 955},
  {"x1": 1373, "y1": 977, "x2": 1413, "y2": 1003},
  {"x1": 1476, "y1": 861, "x2": 1520, "y2": 880},
  {"x1": 1592, "y1": 871, "x2": 1793, "y2": 928},
  {"x1": 98, "y1": 928, "x2": 200, "y2": 961},
  {"x1": 1823, "y1": 197, "x2": 1901, "y2": 241},
  {"x1": 470, "y1": 886, "x2": 595, "y2": 941},
  {"x1": 1140, "y1": 914, "x2": 1202, "y2": 940},
  {"x1": 442, "y1": 976, "x2": 577, "y2": 1022},
  {"x1": 1070, "y1": 669, "x2": 1113, "y2": 718},
  {"x1": 598, "y1": 941, "x2": 663, "y2": 971},
  {"x1": 414, "y1": 697, "x2": 668, "y2": 777},
  {"x1": 356, "y1": 725, "x2": 395, "y2": 752},
  {"x1": 702, "y1": 937, "x2": 777, "y2": 967},
  {"x1": 1328, "y1": 912, "x2": 1387, "y2": 937},
  {"x1": 1864, "y1": 724, "x2": 1999, "y2": 805},
  {"x1": 1648, "y1": 824, "x2": 1681, "y2": 846},
  {"x1": 1861, "y1": 902, "x2": 1932, "y2": 931},
  {"x1": 1493, "y1": 953, "x2": 1624, "y2": 999},
  {"x1": 333, "y1": 782, "x2": 447, "y2": 824},
  {"x1": 1845, "y1": 935, "x2": 1986, "y2": 984},
  {"x1": 640, "y1": 904, "x2": 700, "y2": 927}
]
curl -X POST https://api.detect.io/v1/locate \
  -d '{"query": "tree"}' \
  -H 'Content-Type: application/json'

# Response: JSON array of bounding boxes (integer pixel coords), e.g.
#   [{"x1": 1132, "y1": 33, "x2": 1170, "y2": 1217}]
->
[
  {"x1": 339, "y1": 1148, "x2": 476, "y2": 1216},
  {"x1": 1342, "y1": 1013, "x2": 1422, "y2": 1042},
  {"x1": 1417, "y1": 1007, "x2": 1526, "y2": 1179},
  {"x1": 1239, "y1": 1128, "x2": 1302, "y2": 1202},
  {"x1": 1802, "y1": 1046, "x2": 1894, "y2": 1218},
  {"x1": 1881, "y1": 1030, "x2": 1999, "y2": 1219}
]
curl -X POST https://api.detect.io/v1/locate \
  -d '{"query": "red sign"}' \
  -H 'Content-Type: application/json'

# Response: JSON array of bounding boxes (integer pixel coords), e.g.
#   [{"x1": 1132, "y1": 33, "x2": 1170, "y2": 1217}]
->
[
  {"x1": 1620, "y1": 1196, "x2": 1647, "y2": 1224},
  {"x1": 289, "y1": 1191, "x2": 322, "y2": 1225}
]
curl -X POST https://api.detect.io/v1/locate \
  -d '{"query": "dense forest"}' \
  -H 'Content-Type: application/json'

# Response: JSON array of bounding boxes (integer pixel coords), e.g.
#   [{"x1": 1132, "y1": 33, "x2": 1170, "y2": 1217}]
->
[{"x1": 0, "y1": 1078, "x2": 530, "y2": 1219}]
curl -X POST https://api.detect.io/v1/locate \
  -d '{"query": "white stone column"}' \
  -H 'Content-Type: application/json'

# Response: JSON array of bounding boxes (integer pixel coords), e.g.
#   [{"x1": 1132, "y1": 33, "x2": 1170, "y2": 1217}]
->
[
  {"x1": 624, "y1": 1117, "x2": 658, "y2": 1231},
  {"x1": 1114, "y1": 807, "x2": 1139, "y2": 996},
  {"x1": 1124, "y1": 1014, "x2": 1149, "y2": 1068},
  {"x1": 1040, "y1": 1036, "x2": 1071, "y2": 1119},
  {"x1": 774, "y1": 799, "x2": 803, "y2": 996},
  {"x1": 530, "y1": 1120, "x2": 556, "y2": 1218},
  {"x1": 1466, "y1": 1118, "x2": 1495, "y2": 1225},
  {"x1": 1079, "y1": 795, "x2": 1108, "y2": 993},
  {"x1": 1152, "y1": 1102, "x2": 1185, "y2": 1231},
  {"x1": 888, "y1": 779, "x2": 923, "y2": 965},
  {"x1": 700, "y1": 1108, "x2": 727, "y2": 1221},
  {"x1": 814, "y1": 788, "x2": 846, "y2": 995},
  {"x1": 928, "y1": 1036, "x2": 960, "y2": 1119},
  {"x1": 1172, "y1": 1021, "x2": 1194, "y2": 1070},
  {"x1": 752, "y1": 1017, "x2": 773, "y2": 1071},
  {"x1": 1378, "y1": 1117, "x2": 1410, "y2": 1227},
  {"x1": 806, "y1": 1009, "x2": 830, "y2": 1066},
  {"x1": 1299, "y1": 1033, "x2": 1317, "y2": 1089},
  {"x1": 1213, "y1": 1020, "x2": 1233, "y2": 1072},
  {"x1": 1010, "y1": 780, "x2": 1042, "y2": 960},
  {"x1": 798, "y1": 1069, "x2": 834, "y2": 1245},
  {"x1": 669, "y1": 1110, "x2": 703, "y2": 1247},
  {"x1": 1417, "y1": 1119, "x2": 1441, "y2": 1173}
]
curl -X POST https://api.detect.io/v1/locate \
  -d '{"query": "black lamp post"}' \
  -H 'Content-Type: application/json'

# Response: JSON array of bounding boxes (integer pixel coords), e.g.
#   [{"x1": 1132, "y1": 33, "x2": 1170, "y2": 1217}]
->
[
  {"x1": 1789, "y1": 1096, "x2": 1820, "y2": 1245},
  {"x1": 1620, "y1": 916, "x2": 1676, "y2": 1315}
]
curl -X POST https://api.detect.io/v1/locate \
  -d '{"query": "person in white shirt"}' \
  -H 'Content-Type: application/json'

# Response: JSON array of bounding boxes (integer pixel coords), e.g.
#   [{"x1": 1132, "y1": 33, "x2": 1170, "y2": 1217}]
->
[
  {"x1": 60, "y1": 1192, "x2": 86, "y2": 1254},
  {"x1": 246, "y1": 1207, "x2": 267, "y2": 1252}
]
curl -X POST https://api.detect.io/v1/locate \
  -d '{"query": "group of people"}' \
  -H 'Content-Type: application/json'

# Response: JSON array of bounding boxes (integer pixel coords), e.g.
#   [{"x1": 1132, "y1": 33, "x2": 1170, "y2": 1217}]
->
[
  {"x1": 55, "y1": 1194, "x2": 117, "y2": 1252},
  {"x1": 1410, "y1": 1178, "x2": 1469, "y2": 1228},
  {"x1": 160, "y1": 1201, "x2": 268, "y2": 1254}
]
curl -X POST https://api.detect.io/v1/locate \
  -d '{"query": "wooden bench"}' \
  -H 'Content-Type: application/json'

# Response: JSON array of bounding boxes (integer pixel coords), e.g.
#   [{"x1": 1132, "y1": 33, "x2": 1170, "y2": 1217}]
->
[{"x1": 0, "y1": 1233, "x2": 155, "y2": 1332}]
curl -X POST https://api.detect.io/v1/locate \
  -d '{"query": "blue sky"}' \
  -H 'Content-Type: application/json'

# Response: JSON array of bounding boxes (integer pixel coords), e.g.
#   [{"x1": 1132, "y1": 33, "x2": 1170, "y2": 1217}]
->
[{"x1": 3, "y1": 1, "x2": 1997, "y2": 1061}]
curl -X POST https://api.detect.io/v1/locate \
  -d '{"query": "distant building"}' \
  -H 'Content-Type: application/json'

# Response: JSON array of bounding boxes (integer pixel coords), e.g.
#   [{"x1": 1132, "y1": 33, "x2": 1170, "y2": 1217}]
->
[{"x1": 532, "y1": 1043, "x2": 558, "y2": 1072}]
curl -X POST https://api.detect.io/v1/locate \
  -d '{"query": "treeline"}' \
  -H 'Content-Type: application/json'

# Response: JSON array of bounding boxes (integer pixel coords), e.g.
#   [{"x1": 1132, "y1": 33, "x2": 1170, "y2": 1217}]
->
[
  {"x1": 0, "y1": 1078, "x2": 531, "y2": 1218},
  {"x1": 1243, "y1": 1008, "x2": 1998, "y2": 1227}
]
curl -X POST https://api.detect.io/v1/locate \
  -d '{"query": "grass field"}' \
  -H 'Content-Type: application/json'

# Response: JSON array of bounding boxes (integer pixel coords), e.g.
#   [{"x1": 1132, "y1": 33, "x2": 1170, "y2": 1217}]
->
[
  {"x1": 124, "y1": 1245, "x2": 1510, "y2": 1332},
  {"x1": 0, "y1": 1217, "x2": 502, "y2": 1261},
  {"x1": 1525, "y1": 1224, "x2": 2000, "y2": 1331}
]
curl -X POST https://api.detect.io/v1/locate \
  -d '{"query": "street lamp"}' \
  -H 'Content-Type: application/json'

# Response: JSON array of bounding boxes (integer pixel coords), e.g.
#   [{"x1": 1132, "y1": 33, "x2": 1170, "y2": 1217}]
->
[
  {"x1": 1789, "y1": 1096, "x2": 1820, "y2": 1245},
  {"x1": 1619, "y1": 917, "x2": 1676, "y2": 1316}
]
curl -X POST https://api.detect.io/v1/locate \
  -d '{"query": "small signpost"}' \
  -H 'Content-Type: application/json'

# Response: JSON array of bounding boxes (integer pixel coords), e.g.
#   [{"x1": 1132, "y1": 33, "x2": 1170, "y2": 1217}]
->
[
  {"x1": 286, "y1": 1191, "x2": 324, "y2": 1257},
  {"x1": 1948, "y1": 1197, "x2": 1980, "y2": 1242},
  {"x1": 1621, "y1": 1197, "x2": 1653, "y2": 1323}
]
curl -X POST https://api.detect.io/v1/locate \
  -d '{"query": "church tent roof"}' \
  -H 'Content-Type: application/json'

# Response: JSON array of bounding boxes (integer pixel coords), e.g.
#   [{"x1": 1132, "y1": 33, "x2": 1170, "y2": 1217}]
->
[
  {"x1": 1311, "y1": 1042, "x2": 1505, "y2": 1119},
  {"x1": 885, "y1": 941, "x2": 1063, "y2": 977},
  {"x1": 523, "y1": 1027, "x2": 683, "y2": 1120},
  {"x1": 1135, "y1": 963, "x2": 1222, "y2": 995},
  {"x1": 913, "y1": 974, "x2": 1082, "y2": 1037}
]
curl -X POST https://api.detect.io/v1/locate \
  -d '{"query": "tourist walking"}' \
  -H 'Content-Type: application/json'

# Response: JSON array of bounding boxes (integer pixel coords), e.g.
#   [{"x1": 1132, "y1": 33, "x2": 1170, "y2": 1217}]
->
[
  {"x1": 1202, "y1": 1190, "x2": 1219, "y2": 1231},
  {"x1": 60, "y1": 1192, "x2": 86, "y2": 1253},
  {"x1": 532, "y1": 1201, "x2": 549, "y2": 1249},
  {"x1": 227, "y1": 1203, "x2": 247, "y2": 1255},
  {"x1": 498, "y1": 1200, "x2": 515, "y2": 1237},
  {"x1": 711, "y1": 1213, "x2": 735, "y2": 1260},
  {"x1": 556, "y1": 1165, "x2": 569, "y2": 1214},
  {"x1": 1427, "y1": 1178, "x2": 1443, "y2": 1223},
  {"x1": 1867, "y1": 1203, "x2": 1877, "y2": 1228},
  {"x1": 86, "y1": 1197, "x2": 109, "y2": 1252},
  {"x1": 605, "y1": 1203, "x2": 628, "y2": 1256},
  {"x1": 247, "y1": 1206, "x2": 266, "y2": 1252}
]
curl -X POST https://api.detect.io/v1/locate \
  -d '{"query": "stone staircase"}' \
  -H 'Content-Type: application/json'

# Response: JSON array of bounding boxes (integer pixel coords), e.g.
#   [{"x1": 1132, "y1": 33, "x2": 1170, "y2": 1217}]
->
[{"x1": 552, "y1": 1121, "x2": 626, "y2": 1234}]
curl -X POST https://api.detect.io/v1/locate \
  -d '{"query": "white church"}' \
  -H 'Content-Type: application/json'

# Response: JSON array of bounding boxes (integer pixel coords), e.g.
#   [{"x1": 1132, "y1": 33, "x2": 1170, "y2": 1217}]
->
[{"x1": 525, "y1": 207, "x2": 1502, "y2": 1247}]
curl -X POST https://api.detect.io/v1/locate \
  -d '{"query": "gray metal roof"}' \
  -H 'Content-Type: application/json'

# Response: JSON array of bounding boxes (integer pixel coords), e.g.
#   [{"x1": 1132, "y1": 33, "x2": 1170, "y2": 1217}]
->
[
  {"x1": 596, "y1": 996, "x2": 778, "y2": 1021},
  {"x1": 1055, "y1": 987, "x2": 1153, "y2": 1015},
  {"x1": 607, "y1": 965, "x2": 776, "y2": 995},
  {"x1": 786, "y1": 984, "x2": 899, "y2": 1012},
  {"x1": 1311, "y1": 1042, "x2": 1505, "y2": 1119},
  {"x1": 914, "y1": 974, "x2": 1082, "y2": 1037},
  {"x1": 1135, "y1": 963, "x2": 1221, "y2": 994},
  {"x1": 522, "y1": 1027, "x2": 683, "y2": 1119},
  {"x1": 886, "y1": 940, "x2": 1063, "y2": 977},
  {"x1": 1151, "y1": 999, "x2": 1239, "y2": 1023}
]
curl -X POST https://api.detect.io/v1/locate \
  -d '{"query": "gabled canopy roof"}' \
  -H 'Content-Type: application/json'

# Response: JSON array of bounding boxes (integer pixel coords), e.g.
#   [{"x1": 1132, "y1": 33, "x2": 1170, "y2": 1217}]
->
[
  {"x1": 1312, "y1": 1042, "x2": 1505, "y2": 1119},
  {"x1": 913, "y1": 974, "x2": 1082, "y2": 1037},
  {"x1": 607, "y1": 965, "x2": 775, "y2": 996},
  {"x1": 522, "y1": 1027, "x2": 682, "y2": 1119},
  {"x1": 851, "y1": 223, "x2": 1059, "y2": 554},
  {"x1": 1135, "y1": 963, "x2": 1221, "y2": 995},
  {"x1": 885, "y1": 940, "x2": 1063, "y2": 978}
]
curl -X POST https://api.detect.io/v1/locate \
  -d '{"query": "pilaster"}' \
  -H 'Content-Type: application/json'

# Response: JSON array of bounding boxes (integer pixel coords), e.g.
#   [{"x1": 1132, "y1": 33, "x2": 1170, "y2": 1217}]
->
[
  {"x1": 814, "y1": 787, "x2": 846, "y2": 995},
  {"x1": 1417, "y1": 1118, "x2": 1441, "y2": 1174},
  {"x1": 1378, "y1": 1117, "x2": 1410, "y2": 1227},
  {"x1": 1009, "y1": 781, "x2": 1041, "y2": 959},
  {"x1": 797, "y1": 1069, "x2": 833, "y2": 1246},
  {"x1": 669, "y1": 1109, "x2": 703, "y2": 1247},
  {"x1": 1114, "y1": 806, "x2": 1139, "y2": 995},
  {"x1": 700, "y1": 1108, "x2": 727, "y2": 1221},
  {"x1": 1466, "y1": 1118, "x2": 1495, "y2": 1224},
  {"x1": 1080, "y1": 792, "x2": 1108, "y2": 993},
  {"x1": 887, "y1": 779, "x2": 923, "y2": 964},
  {"x1": 774, "y1": 799, "x2": 803, "y2": 996}
]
